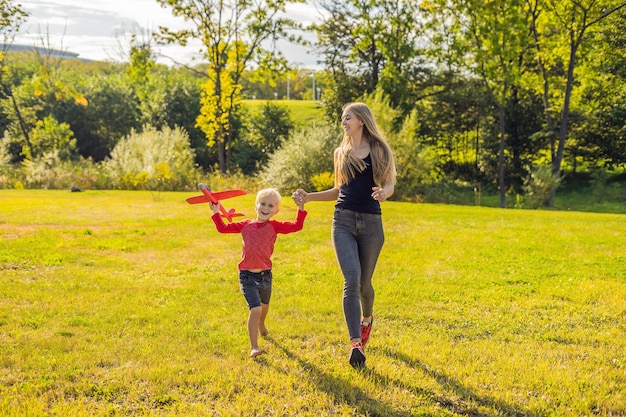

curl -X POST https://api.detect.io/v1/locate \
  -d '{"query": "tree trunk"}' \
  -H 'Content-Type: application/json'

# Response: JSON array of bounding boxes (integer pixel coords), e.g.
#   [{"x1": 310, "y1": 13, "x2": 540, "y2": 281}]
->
[
  {"x1": 528, "y1": 2, "x2": 557, "y2": 159},
  {"x1": 9, "y1": 91, "x2": 34, "y2": 158},
  {"x1": 216, "y1": 129, "x2": 226, "y2": 174},
  {"x1": 498, "y1": 102, "x2": 507, "y2": 208},
  {"x1": 549, "y1": 38, "x2": 579, "y2": 206}
]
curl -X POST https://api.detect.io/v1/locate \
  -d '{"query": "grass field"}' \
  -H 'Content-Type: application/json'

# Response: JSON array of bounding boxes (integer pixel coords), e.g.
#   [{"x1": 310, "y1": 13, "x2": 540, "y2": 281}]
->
[
  {"x1": 242, "y1": 99, "x2": 325, "y2": 129},
  {"x1": 1, "y1": 189, "x2": 625, "y2": 416}
]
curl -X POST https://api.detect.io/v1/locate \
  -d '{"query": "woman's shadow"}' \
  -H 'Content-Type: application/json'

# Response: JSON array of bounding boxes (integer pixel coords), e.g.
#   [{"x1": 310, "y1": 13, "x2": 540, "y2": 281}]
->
[
  {"x1": 265, "y1": 337, "x2": 534, "y2": 417},
  {"x1": 372, "y1": 346, "x2": 536, "y2": 417},
  {"x1": 266, "y1": 336, "x2": 406, "y2": 416}
]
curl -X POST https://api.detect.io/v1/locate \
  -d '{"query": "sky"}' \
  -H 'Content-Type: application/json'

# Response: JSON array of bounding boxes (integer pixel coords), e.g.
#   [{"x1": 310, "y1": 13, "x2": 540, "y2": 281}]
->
[{"x1": 15, "y1": 0, "x2": 323, "y2": 68}]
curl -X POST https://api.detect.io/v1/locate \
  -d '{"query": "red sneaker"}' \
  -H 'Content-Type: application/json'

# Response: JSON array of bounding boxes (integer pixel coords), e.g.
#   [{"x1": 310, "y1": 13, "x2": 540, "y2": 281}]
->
[{"x1": 360, "y1": 317, "x2": 373, "y2": 347}]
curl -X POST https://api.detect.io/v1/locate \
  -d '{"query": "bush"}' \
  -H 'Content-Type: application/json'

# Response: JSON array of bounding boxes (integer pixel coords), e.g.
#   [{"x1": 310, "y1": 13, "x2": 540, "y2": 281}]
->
[
  {"x1": 196, "y1": 170, "x2": 260, "y2": 194},
  {"x1": 523, "y1": 164, "x2": 562, "y2": 208},
  {"x1": 310, "y1": 172, "x2": 334, "y2": 191},
  {"x1": 259, "y1": 122, "x2": 338, "y2": 194},
  {"x1": 106, "y1": 125, "x2": 199, "y2": 191},
  {"x1": 28, "y1": 116, "x2": 79, "y2": 161},
  {"x1": 19, "y1": 151, "x2": 107, "y2": 190}
]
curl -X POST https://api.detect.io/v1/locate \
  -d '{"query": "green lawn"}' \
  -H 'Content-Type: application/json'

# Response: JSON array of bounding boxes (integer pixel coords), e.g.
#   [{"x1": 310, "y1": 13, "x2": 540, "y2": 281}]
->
[
  {"x1": 1, "y1": 189, "x2": 624, "y2": 416},
  {"x1": 242, "y1": 99, "x2": 325, "y2": 129}
]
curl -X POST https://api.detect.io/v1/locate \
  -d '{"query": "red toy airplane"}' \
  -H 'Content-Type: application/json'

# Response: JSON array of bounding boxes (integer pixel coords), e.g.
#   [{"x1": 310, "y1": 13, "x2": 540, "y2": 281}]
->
[{"x1": 186, "y1": 183, "x2": 247, "y2": 222}]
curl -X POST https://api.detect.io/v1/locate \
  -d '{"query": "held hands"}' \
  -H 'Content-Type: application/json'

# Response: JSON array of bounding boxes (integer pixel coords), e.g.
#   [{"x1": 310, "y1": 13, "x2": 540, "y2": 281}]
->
[{"x1": 292, "y1": 189, "x2": 307, "y2": 210}]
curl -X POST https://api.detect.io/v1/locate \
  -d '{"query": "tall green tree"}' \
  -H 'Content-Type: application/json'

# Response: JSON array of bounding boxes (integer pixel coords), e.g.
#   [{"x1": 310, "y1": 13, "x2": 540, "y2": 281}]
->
[
  {"x1": 314, "y1": 0, "x2": 424, "y2": 113},
  {"x1": 156, "y1": 0, "x2": 303, "y2": 173},
  {"x1": 56, "y1": 75, "x2": 142, "y2": 161},
  {"x1": 527, "y1": 0, "x2": 626, "y2": 203},
  {"x1": 233, "y1": 101, "x2": 294, "y2": 174},
  {"x1": 570, "y1": 11, "x2": 626, "y2": 168},
  {"x1": 426, "y1": 0, "x2": 531, "y2": 207}
]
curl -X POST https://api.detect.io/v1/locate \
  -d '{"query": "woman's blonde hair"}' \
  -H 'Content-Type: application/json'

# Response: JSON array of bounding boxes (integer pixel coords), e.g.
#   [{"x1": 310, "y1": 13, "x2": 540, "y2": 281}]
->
[{"x1": 334, "y1": 102, "x2": 397, "y2": 188}]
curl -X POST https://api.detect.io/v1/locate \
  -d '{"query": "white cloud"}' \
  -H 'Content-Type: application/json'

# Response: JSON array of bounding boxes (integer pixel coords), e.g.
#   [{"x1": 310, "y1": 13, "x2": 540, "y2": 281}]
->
[{"x1": 15, "y1": 0, "x2": 322, "y2": 68}]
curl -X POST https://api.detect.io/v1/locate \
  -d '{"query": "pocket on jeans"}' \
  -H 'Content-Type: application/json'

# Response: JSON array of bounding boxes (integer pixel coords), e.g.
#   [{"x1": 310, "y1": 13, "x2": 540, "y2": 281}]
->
[{"x1": 239, "y1": 275, "x2": 254, "y2": 287}]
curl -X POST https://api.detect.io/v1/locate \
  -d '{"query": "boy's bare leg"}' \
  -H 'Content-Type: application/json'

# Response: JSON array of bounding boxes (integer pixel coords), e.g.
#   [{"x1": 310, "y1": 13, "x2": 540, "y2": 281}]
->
[
  {"x1": 248, "y1": 306, "x2": 264, "y2": 357},
  {"x1": 259, "y1": 303, "x2": 269, "y2": 337}
]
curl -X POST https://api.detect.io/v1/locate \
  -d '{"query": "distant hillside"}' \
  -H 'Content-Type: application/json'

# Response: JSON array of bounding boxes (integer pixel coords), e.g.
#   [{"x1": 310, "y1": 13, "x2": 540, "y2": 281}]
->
[{"x1": 2, "y1": 44, "x2": 91, "y2": 62}]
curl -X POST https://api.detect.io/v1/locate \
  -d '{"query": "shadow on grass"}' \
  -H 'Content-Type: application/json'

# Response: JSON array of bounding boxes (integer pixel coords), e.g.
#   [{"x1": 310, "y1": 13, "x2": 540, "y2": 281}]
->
[
  {"x1": 375, "y1": 347, "x2": 538, "y2": 417},
  {"x1": 266, "y1": 336, "x2": 408, "y2": 417}
]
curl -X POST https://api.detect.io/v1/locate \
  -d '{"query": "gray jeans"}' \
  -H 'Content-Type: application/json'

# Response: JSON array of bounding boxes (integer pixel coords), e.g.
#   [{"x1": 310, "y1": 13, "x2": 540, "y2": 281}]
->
[{"x1": 332, "y1": 208, "x2": 384, "y2": 340}]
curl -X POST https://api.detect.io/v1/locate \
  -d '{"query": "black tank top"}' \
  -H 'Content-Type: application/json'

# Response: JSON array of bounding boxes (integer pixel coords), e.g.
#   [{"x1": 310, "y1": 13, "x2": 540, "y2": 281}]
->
[{"x1": 336, "y1": 154, "x2": 381, "y2": 214}]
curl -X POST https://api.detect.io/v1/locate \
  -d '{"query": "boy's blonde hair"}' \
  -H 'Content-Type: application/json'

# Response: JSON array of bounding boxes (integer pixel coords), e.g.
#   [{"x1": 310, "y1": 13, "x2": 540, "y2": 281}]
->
[{"x1": 255, "y1": 188, "x2": 281, "y2": 205}]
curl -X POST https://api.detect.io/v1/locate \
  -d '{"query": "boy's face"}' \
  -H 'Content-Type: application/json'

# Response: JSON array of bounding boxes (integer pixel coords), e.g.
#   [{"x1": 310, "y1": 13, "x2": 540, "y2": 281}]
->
[{"x1": 255, "y1": 195, "x2": 280, "y2": 222}]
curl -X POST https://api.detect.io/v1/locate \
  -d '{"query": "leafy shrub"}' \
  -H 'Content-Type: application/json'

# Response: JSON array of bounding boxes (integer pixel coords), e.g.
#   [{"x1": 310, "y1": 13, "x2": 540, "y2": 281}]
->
[
  {"x1": 414, "y1": 178, "x2": 475, "y2": 204},
  {"x1": 590, "y1": 167, "x2": 610, "y2": 203},
  {"x1": 20, "y1": 151, "x2": 107, "y2": 190},
  {"x1": 198, "y1": 170, "x2": 260, "y2": 194},
  {"x1": 106, "y1": 125, "x2": 199, "y2": 191},
  {"x1": 523, "y1": 164, "x2": 562, "y2": 208},
  {"x1": 310, "y1": 172, "x2": 334, "y2": 191},
  {"x1": 259, "y1": 123, "x2": 338, "y2": 194},
  {"x1": 28, "y1": 116, "x2": 78, "y2": 161},
  {"x1": 233, "y1": 102, "x2": 295, "y2": 175}
]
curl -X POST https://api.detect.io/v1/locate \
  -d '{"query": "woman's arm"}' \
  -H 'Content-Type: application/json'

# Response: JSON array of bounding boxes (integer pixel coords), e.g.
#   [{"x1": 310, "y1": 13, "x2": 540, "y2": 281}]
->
[
  {"x1": 293, "y1": 187, "x2": 339, "y2": 205},
  {"x1": 305, "y1": 187, "x2": 339, "y2": 202}
]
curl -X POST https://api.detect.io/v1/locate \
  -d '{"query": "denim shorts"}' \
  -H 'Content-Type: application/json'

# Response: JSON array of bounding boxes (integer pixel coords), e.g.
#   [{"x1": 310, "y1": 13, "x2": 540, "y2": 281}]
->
[{"x1": 239, "y1": 269, "x2": 272, "y2": 309}]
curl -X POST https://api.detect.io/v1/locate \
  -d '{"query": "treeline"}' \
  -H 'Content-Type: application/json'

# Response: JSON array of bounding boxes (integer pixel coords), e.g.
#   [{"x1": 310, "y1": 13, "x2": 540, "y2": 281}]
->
[{"x1": 1, "y1": 0, "x2": 625, "y2": 208}]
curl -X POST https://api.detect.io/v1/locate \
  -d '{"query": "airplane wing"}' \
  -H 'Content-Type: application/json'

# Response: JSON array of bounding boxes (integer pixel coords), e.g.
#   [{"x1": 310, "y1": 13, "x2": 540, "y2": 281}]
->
[
  {"x1": 186, "y1": 195, "x2": 211, "y2": 204},
  {"x1": 210, "y1": 189, "x2": 247, "y2": 201},
  {"x1": 186, "y1": 188, "x2": 247, "y2": 204}
]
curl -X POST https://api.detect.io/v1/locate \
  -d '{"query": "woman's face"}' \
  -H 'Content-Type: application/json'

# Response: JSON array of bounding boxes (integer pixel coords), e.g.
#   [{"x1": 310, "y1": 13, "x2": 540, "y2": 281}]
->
[{"x1": 341, "y1": 108, "x2": 362, "y2": 137}]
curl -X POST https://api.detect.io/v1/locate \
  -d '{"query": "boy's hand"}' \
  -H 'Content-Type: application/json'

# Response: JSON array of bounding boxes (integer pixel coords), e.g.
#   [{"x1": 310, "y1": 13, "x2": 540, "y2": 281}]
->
[
  {"x1": 292, "y1": 189, "x2": 306, "y2": 210},
  {"x1": 209, "y1": 202, "x2": 221, "y2": 214}
]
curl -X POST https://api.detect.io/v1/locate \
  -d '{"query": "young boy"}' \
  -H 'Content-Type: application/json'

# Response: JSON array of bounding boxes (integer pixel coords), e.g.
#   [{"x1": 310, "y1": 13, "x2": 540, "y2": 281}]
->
[{"x1": 209, "y1": 188, "x2": 307, "y2": 358}]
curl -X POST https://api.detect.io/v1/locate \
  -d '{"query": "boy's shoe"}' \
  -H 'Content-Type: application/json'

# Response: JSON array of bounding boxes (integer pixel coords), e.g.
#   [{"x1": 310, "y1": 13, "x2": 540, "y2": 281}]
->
[
  {"x1": 360, "y1": 317, "x2": 373, "y2": 347},
  {"x1": 349, "y1": 341, "x2": 366, "y2": 368}
]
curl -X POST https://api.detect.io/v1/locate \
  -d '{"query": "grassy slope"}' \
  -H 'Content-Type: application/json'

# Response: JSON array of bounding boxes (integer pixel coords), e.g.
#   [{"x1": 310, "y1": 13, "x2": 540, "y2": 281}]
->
[
  {"x1": 242, "y1": 99, "x2": 325, "y2": 129},
  {"x1": 0, "y1": 190, "x2": 624, "y2": 416}
]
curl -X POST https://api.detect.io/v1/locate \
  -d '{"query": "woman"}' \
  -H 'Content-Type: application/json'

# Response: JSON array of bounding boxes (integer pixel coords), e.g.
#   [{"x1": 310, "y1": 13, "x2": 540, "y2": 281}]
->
[{"x1": 293, "y1": 102, "x2": 396, "y2": 367}]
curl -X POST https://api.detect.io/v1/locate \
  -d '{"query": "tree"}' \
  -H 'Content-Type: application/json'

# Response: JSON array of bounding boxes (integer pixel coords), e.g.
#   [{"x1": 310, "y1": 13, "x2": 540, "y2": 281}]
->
[
  {"x1": 0, "y1": 0, "x2": 29, "y2": 155},
  {"x1": 571, "y1": 13, "x2": 626, "y2": 168},
  {"x1": 426, "y1": 0, "x2": 531, "y2": 207},
  {"x1": 28, "y1": 115, "x2": 78, "y2": 161},
  {"x1": 527, "y1": 0, "x2": 626, "y2": 204},
  {"x1": 56, "y1": 75, "x2": 142, "y2": 161},
  {"x1": 156, "y1": 0, "x2": 303, "y2": 173},
  {"x1": 233, "y1": 101, "x2": 294, "y2": 174},
  {"x1": 314, "y1": 0, "x2": 424, "y2": 112}
]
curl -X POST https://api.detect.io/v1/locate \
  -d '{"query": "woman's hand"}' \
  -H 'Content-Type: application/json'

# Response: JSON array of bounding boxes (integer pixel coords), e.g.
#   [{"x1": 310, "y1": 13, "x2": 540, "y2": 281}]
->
[
  {"x1": 292, "y1": 189, "x2": 308, "y2": 206},
  {"x1": 371, "y1": 187, "x2": 388, "y2": 202}
]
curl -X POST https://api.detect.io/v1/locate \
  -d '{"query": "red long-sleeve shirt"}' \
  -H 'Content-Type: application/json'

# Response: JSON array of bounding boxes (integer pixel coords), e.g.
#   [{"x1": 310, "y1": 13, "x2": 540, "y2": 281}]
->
[{"x1": 211, "y1": 209, "x2": 307, "y2": 271}]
